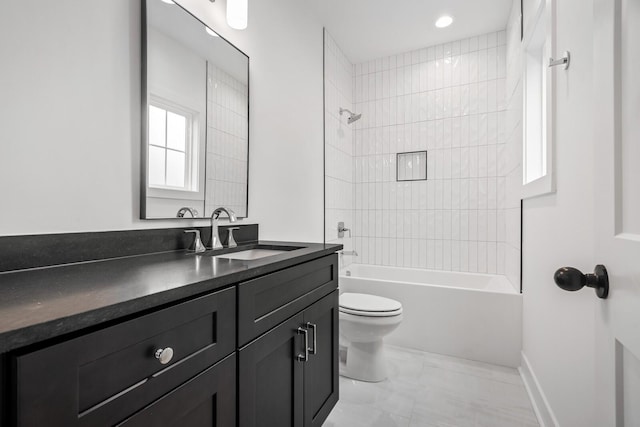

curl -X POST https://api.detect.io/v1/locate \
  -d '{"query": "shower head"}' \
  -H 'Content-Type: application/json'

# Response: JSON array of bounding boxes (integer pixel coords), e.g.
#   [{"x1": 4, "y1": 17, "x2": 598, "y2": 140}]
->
[
  {"x1": 347, "y1": 113, "x2": 362, "y2": 124},
  {"x1": 339, "y1": 108, "x2": 362, "y2": 124}
]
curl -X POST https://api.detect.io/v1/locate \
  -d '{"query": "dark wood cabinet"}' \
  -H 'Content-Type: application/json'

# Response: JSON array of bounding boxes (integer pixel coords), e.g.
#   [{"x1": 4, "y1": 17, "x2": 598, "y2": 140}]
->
[
  {"x1": 238, "y1": 255, "x2": 338, "y2": 346},
  {"x1": 303, "y1": 291, "x2": 339, "y2": 427},
  {"x1": 14, "y1": 287, "x2": 236, "y2": 427},
  {"x1": 5, "y1": 253, "x2": 339, "y2": 427},
  {"x1": 238, "y1": 313, "x2": 305, "y2": 427},
  {"x1": 117, "y1": 353, "x2": 236, "y2": 427},
  {"x1": 238, "y1": 291, "x2": 339, "y2": 427},
  {"x1": 0, "y1": 354, "x2": 6, "y2": 427}
]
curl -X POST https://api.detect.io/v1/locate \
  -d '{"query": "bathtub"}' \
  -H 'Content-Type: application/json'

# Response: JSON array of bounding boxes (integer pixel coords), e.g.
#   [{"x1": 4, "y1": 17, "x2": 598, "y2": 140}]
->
[{"x1": 339, "y1": 264, "x2": 522, "y2": 368}]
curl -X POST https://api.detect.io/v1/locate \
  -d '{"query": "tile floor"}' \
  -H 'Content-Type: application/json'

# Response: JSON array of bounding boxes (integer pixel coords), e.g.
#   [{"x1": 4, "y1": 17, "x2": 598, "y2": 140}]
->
[{"x1": 324, "y1": 346, "x2": 539, "y2": 427}]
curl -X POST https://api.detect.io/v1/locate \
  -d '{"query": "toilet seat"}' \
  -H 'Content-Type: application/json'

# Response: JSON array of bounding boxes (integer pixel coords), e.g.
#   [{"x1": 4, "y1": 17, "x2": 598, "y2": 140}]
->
[{"x1": 339, "y1": 293, "x2": 403, "y2": 317}]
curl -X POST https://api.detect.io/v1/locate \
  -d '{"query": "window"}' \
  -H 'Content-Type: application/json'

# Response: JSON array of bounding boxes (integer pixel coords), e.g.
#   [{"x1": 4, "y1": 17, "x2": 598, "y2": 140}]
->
[
  {"x1": 522, "y1": 0, "x2": 555, "y2": 198},
  {"x1": 148, "y1": 99, "x2": 199, "y2": 192}
]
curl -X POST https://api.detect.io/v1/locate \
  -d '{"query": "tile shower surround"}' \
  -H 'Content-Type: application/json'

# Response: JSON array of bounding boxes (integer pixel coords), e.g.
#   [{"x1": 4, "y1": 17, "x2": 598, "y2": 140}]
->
[
  {"x1": 325, "y1": 30, "x2": 355, "y2": 268},
  {"x1": 206, "y1": 63, "x2": 249, "y2": 217},
  {"x1": 503, "y1": 3, "x2": 524, "y2": 288},
  {"x1": 351, "y1": 31, "x2": 510, "y2": 275}
]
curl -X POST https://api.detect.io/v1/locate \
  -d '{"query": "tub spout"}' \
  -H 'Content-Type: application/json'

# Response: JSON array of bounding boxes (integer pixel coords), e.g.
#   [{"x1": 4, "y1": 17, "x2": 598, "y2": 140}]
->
[{"x1": 339, "y1": 250, "x2": 358, "y2": 256}]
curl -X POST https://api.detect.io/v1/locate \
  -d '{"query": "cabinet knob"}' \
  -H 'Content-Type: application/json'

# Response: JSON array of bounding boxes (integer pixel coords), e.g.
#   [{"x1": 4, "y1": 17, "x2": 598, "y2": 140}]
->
[
  {"x1": 553, "y1": 265, "x2": 609, "y2": 299},
  {"x1": 154, "y1": 347, "x2": 174, "y2": 364}
]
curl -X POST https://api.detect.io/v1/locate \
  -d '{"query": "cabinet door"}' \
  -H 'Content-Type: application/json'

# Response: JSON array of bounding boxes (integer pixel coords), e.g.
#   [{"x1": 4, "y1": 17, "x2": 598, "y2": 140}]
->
[
  {"x1": 0, "y1": 354, "x2": 6, "y2": 427},
  {"x1": 303, "y1": 291, "x2": 339, "y2": 427},
  {"x1": 238, "y1": 254, "x2": 338, "y2": 346},
  {"x1": 117, "y1": 353, "x2": 236, "y2": 427},
  {"x1": 14, "y1": 287, "x2": 235, "y2": 427},
  {"x1": 239, "y1": 313, "x2": 305, "y2": 427}
]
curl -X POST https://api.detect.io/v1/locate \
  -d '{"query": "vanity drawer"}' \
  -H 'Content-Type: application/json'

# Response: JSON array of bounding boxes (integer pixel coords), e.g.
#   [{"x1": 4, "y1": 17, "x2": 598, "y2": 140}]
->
[
  {"x1": 117, "y1": 353, "x2": 236, "y2": 427},
  {"x1": 14, "y1": 287, "x2": 235, "y2": 427},
  {"x1": 238, "y1": 254, "x2": 338, "y2": 346}
]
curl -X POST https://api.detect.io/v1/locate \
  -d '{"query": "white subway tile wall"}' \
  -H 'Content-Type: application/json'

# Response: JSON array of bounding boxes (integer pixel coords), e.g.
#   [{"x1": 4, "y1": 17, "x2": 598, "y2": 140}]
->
[
  {"x1": 351, "y1": 31, "x2": 510, "y2": 276},
  {"x1": 503, "y1": 5, "x2": 524, "y2": 288},
  {"x1": 324, "y1": 31, "x2": 355, "y2": 267},
  {"x1": 205, "y1": 63, "x2": 249, "y2": 217}
]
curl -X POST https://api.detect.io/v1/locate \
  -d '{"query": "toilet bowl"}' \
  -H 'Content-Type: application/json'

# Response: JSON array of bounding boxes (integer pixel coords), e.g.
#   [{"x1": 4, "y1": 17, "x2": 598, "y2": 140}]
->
[{"x1": 339, "y1": 292, "x2": 403, "y2": 382}]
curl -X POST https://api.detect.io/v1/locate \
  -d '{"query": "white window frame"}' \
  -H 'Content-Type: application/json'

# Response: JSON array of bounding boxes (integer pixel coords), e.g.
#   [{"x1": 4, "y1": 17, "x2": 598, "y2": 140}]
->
[
  {"x1": 522, "y1": 0, "x2": 556, "y2": 199},
  {"x1": 147, "y1": 95, "x2": 201, "y2": 200}
]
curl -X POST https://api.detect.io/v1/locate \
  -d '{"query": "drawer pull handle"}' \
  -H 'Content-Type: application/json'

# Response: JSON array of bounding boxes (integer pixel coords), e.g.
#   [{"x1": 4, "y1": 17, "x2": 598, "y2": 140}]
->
[
  {"x1": 296, "y1": 327, "x2": 309, "y2": 362},
  {"x1": 306, "y1": 322, "x2": 317, "y2": 355},
  {"x1": 154, "y1": 347, "x2": 174, "y2": 365}
]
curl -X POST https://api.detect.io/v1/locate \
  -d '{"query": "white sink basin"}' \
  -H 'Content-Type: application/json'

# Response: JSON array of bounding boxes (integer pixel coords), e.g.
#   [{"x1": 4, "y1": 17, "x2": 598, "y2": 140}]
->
[{"x1": 215, "y1": 249, "x2": 287, "y2": 261}]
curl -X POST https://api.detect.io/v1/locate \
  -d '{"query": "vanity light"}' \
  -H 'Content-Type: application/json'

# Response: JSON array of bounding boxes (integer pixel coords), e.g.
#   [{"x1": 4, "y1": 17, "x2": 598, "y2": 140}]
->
[
  {"x1": 435, "y1": 15, "x2": 453, "y2": 28},
  {"x1": 227, "y1": 0, "x2": 248, "y2": 30},
  {"x1": 205, "y1": 26, "x2": 219, "y2": 37}
]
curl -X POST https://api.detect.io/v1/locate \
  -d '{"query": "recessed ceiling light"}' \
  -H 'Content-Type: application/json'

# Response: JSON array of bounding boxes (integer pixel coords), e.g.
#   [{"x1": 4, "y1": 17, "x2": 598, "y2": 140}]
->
[
  {"x1": 160, "y1": 0, "x2": 175, "y2": 4},
  {"x1": 205, "y1": 26, "x2": 219, "y2": 37},
  {"x1": 435, "y1": 15, "x2": 453, "y2": 28}
]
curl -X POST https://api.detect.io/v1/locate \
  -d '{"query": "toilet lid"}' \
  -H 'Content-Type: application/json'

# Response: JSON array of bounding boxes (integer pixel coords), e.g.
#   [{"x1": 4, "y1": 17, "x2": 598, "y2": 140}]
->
[{"x1": 339, "y1": 293, "x2": 403, "y2": 317}]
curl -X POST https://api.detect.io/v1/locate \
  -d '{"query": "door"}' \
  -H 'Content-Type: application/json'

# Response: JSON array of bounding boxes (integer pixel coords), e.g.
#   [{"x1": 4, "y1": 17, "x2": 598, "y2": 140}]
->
[
  {"x1": 303, "y1": 291, "x2": 339, "y2": 427},
  {"x1": 239, "y1": 313, "x2": 305, "y2": 427},
  {"x1": 593, "y1": 0, "x2": 640, "y2": 425}
]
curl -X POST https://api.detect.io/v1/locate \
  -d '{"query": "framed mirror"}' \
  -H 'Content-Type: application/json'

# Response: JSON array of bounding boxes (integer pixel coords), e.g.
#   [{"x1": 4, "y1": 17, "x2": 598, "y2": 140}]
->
[{"x1": 142, "y1": 0, "x2": 249, "y2": 219}]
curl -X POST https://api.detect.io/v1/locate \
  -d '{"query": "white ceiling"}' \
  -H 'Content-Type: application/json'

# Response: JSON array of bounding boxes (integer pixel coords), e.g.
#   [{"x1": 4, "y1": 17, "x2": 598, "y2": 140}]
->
[{"x1": 313, "y1": 0, "x2": 513, "y2": 64}]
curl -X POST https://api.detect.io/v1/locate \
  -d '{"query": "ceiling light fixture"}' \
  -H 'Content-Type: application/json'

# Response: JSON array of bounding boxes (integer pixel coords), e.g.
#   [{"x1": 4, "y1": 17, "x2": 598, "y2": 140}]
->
[
  {"x1": 161, "y1": 0, "x2": 175, "y2": 4},
  {"x1": 207, "y1": 0, "x2": 248, "y2": 31},
  {"x1": 435, "y1": 15, "x2": 453, "y2": 28},
  {"x1": 227, "y1": 0, "x2": 248, "y2": 30}
]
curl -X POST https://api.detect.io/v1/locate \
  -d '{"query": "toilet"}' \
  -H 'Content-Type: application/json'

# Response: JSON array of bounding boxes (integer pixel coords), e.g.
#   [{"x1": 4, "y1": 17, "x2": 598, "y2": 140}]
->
[{"x1": 339, "y1": 292, "x2": 403, "y2": 382}]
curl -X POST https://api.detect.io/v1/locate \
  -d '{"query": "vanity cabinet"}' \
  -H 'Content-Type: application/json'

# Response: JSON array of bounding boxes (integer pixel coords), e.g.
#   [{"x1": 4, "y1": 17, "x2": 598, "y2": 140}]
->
[
  {"x1": 237, "y1": 255, "x2": 338, "y2": 347},
  {"x1": 3, "y1": 252, "x2": 339, "y2": 427},
  {"x1": 302, "y1": 291, "x2": 339, "y2": 427},
  {"x1": 13, "y1": 287, "x2": 236, "y2": 427},
  {"x1": 238, "y1": 291, "x2": 338, "y2": 427},
  {"x1": 117, "y1": 353, "x2": 236, "y2": 427}
]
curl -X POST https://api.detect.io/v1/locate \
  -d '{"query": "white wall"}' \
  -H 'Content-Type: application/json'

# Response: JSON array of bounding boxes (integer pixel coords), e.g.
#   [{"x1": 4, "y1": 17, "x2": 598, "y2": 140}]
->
[
  {"x1": 350, "y1": 32, "x2": 510, "y2": 275},
  {"x1": 518, "y1": 0, "x2": 597, "y2": 425},
  {"x1": 0, "y1": 0, "x2": 325, "y2": 242},
  {"x1": 178, "y1": 0, "x2": 325, "y2": 242}
]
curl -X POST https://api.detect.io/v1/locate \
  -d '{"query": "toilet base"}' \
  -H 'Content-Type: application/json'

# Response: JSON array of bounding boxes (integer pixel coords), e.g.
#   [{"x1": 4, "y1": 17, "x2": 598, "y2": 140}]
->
[{"x1": 342, "y1": 340, "x2": 388, "y2": 382}]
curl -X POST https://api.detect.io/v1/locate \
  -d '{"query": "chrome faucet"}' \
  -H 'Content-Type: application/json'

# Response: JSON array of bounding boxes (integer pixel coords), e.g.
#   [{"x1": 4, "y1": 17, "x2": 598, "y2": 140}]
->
[
  {"x1": 339, "y1": 250, "x2": 358, "y2": 256},
  {"x1": 210, "y1": 207, "x2": 237, "y2": 249},
  {"x1": 177, "y1": 207, "x2": 199, "y2": 218}
]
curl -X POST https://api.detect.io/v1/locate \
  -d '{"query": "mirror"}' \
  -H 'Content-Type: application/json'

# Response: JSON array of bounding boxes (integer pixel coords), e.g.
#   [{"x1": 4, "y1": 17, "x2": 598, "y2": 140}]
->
[{"x1": 142, "y1": 0, "x2": 249, "y2": 219}]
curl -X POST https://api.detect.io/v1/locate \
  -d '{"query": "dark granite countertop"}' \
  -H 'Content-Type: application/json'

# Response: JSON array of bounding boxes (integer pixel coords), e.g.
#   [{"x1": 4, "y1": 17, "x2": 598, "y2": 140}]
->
[{"x1": 0, "y1": 241, "x2": 342, "y2": 353}]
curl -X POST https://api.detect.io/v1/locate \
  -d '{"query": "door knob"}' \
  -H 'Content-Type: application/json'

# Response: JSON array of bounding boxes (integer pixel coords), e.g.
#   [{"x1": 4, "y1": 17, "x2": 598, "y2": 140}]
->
[{"x1": 553, "y1": 265, "x2": 609, "y2": 299}]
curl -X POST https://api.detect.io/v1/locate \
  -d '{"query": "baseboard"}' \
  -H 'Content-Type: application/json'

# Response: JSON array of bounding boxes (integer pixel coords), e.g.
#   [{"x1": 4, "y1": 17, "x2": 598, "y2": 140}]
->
[{"x1": 519, "y1": 351, "x2": 560, "y2": 427}]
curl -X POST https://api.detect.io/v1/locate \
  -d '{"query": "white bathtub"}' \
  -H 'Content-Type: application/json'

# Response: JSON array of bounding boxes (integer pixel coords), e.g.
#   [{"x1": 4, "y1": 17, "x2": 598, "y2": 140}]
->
[{"x1": 339, "y1": 264, "x2": 522, "y2": 368}]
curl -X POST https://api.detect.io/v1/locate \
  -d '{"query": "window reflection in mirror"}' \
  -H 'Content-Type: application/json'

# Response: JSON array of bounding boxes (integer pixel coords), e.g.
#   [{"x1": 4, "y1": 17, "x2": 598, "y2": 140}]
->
[
  {"x1": 148, "y1": 101, "x2": 198, "y2": 191},
  {"x1": 142, "y1": 0, "x2": 249, "y2": 219}
]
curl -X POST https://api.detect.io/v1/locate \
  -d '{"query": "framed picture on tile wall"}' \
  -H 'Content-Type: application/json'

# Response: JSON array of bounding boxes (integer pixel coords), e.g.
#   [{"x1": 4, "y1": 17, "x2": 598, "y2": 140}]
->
[{"x1": 396, "y1": 151, "x2": 427, "y2": 182}]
